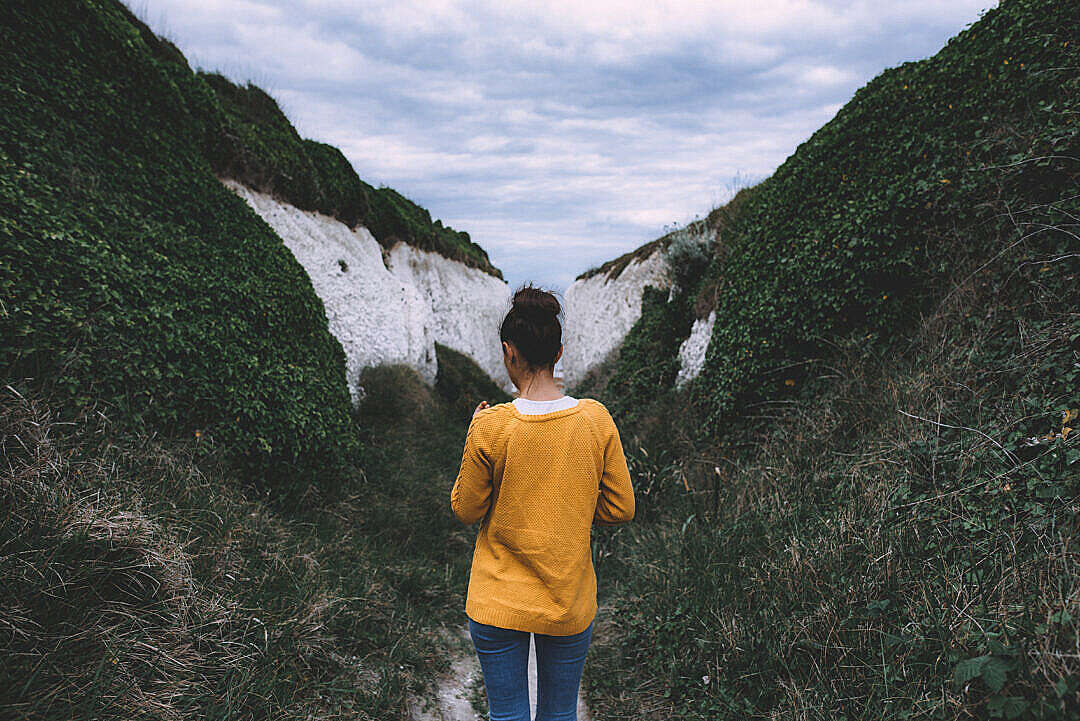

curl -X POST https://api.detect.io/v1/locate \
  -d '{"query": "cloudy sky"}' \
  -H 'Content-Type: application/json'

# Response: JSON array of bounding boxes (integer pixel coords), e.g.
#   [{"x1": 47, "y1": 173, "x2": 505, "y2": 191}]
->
[{"x1": 138, "y1": 0, "x2": 996, "y2": 292}]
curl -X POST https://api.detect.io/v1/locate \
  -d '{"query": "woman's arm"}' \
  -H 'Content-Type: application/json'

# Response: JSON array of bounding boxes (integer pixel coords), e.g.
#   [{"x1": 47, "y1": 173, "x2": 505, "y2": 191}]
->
[
  {"x1": 594, "y1": 413, "x2": 636, "y2": 525},
  {"x1": 450, "y1": 414, "x2": 494, "y2": 524}
]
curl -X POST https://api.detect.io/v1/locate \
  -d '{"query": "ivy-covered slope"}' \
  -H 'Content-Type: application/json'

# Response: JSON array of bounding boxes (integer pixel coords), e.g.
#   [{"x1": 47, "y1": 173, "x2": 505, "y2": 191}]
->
[
  {"x1": 583, "y1": 163, "x2": 1080, "y2": 718},
  {"x1": 585, "y1": 212, "x2": 1079, "y2": 719},
  {"x1": 572, "y1": 1, "x2": 1079, "y2": 717},
  {"x1": 0, "y1": 0, "x2": 507, "y2": 493},
  {"x1": 685, "y1": 0, "x2": 1079, "y2": 430},
  {"x1": 0, "y1": 0, "x2": 365, "y2": 494},
  {"x1": 582, "y1": 0, "x2": 1078, "y2": 433}
]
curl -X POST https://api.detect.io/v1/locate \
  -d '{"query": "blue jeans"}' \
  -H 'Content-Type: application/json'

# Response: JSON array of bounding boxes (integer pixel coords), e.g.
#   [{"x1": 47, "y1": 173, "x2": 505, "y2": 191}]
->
[{"x1": 468, "y1": 617, "x2": 593, "y2": 721}]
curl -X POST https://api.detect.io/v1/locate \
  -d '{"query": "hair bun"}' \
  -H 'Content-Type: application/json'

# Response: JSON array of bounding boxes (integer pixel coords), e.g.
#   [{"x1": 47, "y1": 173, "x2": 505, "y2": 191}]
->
[
  {"x1": 501, "y1": 283, "x2": 563, "y2": 370},
  {"x1": 512, "y1": 285, "x2": 560, "y2": 317}
]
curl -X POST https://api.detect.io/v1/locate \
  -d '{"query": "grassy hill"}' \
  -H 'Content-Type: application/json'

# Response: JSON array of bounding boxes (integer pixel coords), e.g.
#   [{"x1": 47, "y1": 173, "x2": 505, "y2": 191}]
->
[
  {"x1": 0, "y1": 2, "x2": 516, "y2": 715},
  {"x1": 0, "y1": 0, "x2": 502, "y2": 499},
  {"x1": 574, "y1": 0, "x2": 1079, "y2": 717},
  {"x1": 1, "y1": 0, "x2": 360, "y2": 497},
  {"x1": 1, "y1": 344, "x2": 504, "y2": 720}
]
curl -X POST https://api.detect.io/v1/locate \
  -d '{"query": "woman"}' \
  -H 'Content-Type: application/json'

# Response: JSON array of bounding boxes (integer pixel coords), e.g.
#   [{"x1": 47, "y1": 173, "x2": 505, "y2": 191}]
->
[{"x1": 451, "y1": 284, "x2": 636, "y2": 721}]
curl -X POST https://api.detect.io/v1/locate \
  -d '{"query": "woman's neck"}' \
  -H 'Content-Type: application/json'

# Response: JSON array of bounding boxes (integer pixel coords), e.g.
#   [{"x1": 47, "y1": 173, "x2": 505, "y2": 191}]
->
[{"x1": 514, "y1": 370, "x2": 563, "y2": 401}]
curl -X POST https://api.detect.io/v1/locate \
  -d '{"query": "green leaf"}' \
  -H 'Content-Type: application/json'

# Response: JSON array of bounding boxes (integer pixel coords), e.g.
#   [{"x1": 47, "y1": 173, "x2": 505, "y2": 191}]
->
[
  {"x1": 953, "y1": 655, "x2": 988, "y2": 688},
  {"x1": 987, "y1": 695, "x2": 1027, "y2": 719},
  {"x1": 981, "y1": 657, "x2": 1009, "y2": 693}
]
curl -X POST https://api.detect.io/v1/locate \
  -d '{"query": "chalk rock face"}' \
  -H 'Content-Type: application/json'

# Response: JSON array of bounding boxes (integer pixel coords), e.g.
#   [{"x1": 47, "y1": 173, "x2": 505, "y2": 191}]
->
[
  {"x1": 222, "y1": 180, "x2": 511, "y2": 403},
  {"x1": 561, "y1": 249, "x2": 670, "y2": 387},
  {"x1": 386, "y1": 242, "x2": 511, "y2": 390},
  {"x1": 675, "y1": 310, "x2": 716, "y2": 388}
]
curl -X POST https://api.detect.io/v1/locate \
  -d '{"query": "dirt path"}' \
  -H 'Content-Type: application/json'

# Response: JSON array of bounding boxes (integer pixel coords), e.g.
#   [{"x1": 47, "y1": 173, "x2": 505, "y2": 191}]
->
[{"x1": 410, "y1": 628, "x2": 591, "y2": 720}]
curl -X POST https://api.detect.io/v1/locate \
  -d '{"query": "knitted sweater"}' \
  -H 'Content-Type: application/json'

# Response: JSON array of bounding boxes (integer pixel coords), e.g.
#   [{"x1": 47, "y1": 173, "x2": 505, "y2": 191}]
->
[{"x1": 451, "y1": 397, "x2": 635, "y2": 635}]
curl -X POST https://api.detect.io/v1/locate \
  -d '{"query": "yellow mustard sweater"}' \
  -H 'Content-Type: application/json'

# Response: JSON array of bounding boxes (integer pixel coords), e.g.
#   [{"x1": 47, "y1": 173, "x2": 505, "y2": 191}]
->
[{"x1": 451, "y1": 398, "x2": 635, "y2": 635}]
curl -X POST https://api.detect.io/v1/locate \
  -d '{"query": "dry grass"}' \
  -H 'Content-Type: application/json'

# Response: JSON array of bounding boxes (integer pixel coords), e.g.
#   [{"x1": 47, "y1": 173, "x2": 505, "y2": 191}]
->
[
  {"x1": 0, "y1": 361, "x2": 487, "y2": 719},
  {"x1": 575, "y1": 236, "x2": 671, "y2": 283}
]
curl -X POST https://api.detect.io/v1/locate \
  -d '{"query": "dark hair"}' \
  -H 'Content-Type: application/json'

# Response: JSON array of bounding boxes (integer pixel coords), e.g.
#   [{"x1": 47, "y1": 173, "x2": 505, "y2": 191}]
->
[{"x1": 500, "y1": 284, "x2": 562, "y2": 370}]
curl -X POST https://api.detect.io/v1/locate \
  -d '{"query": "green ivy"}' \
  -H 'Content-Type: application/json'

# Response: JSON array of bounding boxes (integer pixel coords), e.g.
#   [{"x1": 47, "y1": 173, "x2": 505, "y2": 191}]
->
[
  {"x1": 685, "y1": 0, "x2": 1080, "y2": 434},
  {"x1": 601, "y1": 286, "x2": 694, "y2": 420},
  {"x1": 433, "y1": 343, "x2": 512, "y2": 424},
  {"x1": 0, "y1": 0, "x2": 363, "y2": 496}
]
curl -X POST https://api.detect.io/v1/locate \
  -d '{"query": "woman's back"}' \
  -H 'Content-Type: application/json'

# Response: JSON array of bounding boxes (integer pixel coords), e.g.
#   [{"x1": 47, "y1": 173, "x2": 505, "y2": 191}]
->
[
  {"x1": 451, "y1": 396, "x2": 635, "y2": 635},
  {"x1": 454, "y1": 282, "x2": 634, "y2": 720}
]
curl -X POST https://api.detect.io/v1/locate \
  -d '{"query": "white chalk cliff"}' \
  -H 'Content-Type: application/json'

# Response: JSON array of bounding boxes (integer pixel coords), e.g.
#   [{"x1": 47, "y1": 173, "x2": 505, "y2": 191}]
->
[
  {"x1": 562, "y1": 224, "x2": 723, "y2": 390},
  {"x1": 561, "y1": 249, "x2": 670, "y2": 388},
  {"x1": 222, "y1": 180, "x2": 511, "y2": 403},
  {"x1": 675, "y1": 310, "x2": 716, "y2": 388},
  {"x1": 385, "y1": 243, "x2": 509, "y2": 390}
]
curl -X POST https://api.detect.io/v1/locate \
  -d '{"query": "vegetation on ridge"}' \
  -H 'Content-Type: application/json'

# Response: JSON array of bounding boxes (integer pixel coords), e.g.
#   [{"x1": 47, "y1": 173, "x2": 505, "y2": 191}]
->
[
  {"x1": 572, "y1": 0, "x2": 1080, "y2": 717},
  {"x1": 573, "y1": 182, "x2": 760, "y2": 286},
  {"x1": 685, "y1": 0, "x2": 1079, "y2": 432},
  {"x1": 199, "y1": 71, "x2": 502, "y2": 278},
  {"x1": 0, "y1": 0, "x2": 362, "y2": 497}
]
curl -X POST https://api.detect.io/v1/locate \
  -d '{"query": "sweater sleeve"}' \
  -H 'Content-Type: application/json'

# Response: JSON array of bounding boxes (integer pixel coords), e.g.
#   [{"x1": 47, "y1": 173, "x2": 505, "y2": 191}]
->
[
  {"x1": 593, "y1": 405, "x2": 636, "y2": 525},
  {"x1": 451, "y1": 413, "x2": 494, "y2": 524}
]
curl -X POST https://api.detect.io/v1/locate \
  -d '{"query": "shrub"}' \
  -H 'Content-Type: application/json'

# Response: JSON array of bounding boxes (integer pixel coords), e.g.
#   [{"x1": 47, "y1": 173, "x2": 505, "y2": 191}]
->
[
  {"x1": 599, "y1": 286, "x2": 694, "y2": 421},
  {"x1": 663, "y1": 225, "x2": 710, "y2": 297},
  {"x1": 433, "y1": 343, "x2": 512, "y2": 424}
]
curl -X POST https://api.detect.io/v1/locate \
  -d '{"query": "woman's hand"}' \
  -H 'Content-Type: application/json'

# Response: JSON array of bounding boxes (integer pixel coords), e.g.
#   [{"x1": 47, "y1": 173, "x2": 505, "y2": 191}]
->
[{"x1": 473, "y1": 400, "x2": 490, "y2": 418}]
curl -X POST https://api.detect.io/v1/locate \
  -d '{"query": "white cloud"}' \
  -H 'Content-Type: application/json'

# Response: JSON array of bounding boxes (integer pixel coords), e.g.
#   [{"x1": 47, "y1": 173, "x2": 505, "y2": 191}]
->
[
  {"x1": 141, "y1": 0, "x2": 998, "y2": 290},
  {"x1": 801, "y1": 64, "x2": 859, "y2": 86}
]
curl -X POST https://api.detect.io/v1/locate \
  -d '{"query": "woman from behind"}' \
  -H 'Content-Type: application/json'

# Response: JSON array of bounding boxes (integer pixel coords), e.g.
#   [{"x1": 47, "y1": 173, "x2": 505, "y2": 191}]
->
[{"x1": 451, "y1": 283, "x2": 636, "y2": 721}]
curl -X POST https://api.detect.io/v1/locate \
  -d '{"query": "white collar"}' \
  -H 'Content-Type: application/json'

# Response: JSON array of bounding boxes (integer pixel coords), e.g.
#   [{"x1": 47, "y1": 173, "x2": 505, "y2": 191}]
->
[{"x1": 512, "y1": 395, "x2": 579, "y2": 415}]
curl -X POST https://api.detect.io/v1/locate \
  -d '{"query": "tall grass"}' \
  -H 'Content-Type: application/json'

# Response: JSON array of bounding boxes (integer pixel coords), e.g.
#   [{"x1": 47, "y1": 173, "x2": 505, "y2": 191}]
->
[
  {"x1": 1, "y1": 351, "x2": 498, "y2": 719},
  {"x1": 580, "y1": 196, "x2": 1079, "y2": 718}
]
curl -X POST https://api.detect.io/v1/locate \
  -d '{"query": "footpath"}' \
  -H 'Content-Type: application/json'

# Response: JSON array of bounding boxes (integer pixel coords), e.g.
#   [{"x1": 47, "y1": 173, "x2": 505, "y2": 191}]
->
[{"x1": 411, "y1": 627, "x2": 591, "y2": 720}]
